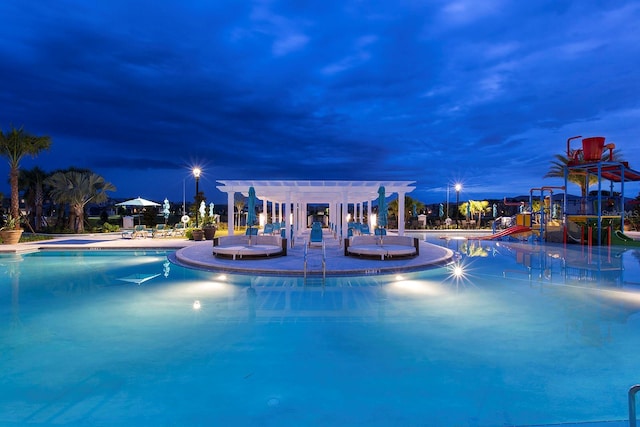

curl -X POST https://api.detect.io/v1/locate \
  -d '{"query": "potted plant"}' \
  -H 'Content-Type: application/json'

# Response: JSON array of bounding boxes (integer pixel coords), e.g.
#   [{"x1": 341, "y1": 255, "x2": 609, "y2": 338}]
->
[
  {"x1": 203, "y1": 220, "x2": 217, "y2": 240},
  {"x1": 191, "y1": 228, "x2": 204, "y2": 241},
  {"x1": 0, "y1": 214, "x2": 24, "y2": 244}
]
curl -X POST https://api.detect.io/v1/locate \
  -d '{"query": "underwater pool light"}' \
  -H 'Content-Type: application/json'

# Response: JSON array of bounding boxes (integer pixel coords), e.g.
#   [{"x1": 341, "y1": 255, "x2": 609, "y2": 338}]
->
[{"x1": 452, "y1": 265, "x2": 464, "y2": 278}]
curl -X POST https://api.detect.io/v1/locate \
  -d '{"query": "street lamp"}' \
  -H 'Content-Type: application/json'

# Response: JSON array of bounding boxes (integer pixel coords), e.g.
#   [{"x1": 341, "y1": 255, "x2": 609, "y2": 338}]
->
[
  {"x1": 193, "y1": 167, "x2": 201, "y2": 228},
  {"x1": 455, "y1": 183, "x2": 462, "y2": 228}
]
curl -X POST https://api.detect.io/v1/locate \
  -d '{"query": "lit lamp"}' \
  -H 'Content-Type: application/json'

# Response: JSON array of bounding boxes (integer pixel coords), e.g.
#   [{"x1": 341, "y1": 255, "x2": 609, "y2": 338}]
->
[
  {"x1": 193, "y1": 167, "x2": 201, "y2": 228},
  {"x1": 455, "y1": 183, "x2": 462, "y2": 229}
]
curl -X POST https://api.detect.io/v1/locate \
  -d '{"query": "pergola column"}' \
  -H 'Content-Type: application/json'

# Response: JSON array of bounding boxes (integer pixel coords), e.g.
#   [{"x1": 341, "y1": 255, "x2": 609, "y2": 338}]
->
[
  {"x1": 341, "y1": 192, "x2": 348, "y2": 240},
  {"x1": 226, "y1": 191, "x2": 234, "y2": 236},
  {"x1": 398, "y1": 191, "x2": 406, "y2": 236}
]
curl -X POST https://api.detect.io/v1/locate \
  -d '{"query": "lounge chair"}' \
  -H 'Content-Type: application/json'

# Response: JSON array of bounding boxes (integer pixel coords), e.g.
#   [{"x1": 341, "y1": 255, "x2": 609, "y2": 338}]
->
[
  {"x1": 170, "y1": 223, "x2": 186, "y2": 237},
  {"x1": 152, "y1": 223, "x2": 168, "y2": 238},
  {"x1": 263, "y1": 223, "x2": 274, "y2": 235},
  {"x1": 309, "y1": 222, "x2": 323, "y2": 247},
  {"x1": 127, "y1": 224, "x2": 148, "y2": 238},
  {"x1": 374, "y1": 227, "x2": 387, "y2": 236},
  {"x1": 246, "y1": 227, "x2": 258, "y2": 235},
  {"x1": 360, "y1": 224, "x2": 371, "y2": 235},
  {"x1": 272, "y1": 222, "x2": 282, "y2": 235}
]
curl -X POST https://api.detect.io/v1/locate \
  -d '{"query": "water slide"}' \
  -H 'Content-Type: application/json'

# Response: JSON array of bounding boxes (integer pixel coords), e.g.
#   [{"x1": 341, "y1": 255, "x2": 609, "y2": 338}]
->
[
  {"x1": 471, "y1": 225, "x2": 532, "y2": 240},
  {"x1": 612, "y1": 230, "x2": 640, "y2": 246}
]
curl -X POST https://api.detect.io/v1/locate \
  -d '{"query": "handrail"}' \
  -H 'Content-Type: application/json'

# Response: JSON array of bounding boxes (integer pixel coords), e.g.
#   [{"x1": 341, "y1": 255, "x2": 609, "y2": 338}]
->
[
  {"x1": 630, "y1": 384, "x2": 640, "y2": 427},
  {"x1": 303, "y1": 240, "x2": 308, "y2": 283},
  {"x1": 322, "y1": 240, "x2": 326, "y2": 284}
]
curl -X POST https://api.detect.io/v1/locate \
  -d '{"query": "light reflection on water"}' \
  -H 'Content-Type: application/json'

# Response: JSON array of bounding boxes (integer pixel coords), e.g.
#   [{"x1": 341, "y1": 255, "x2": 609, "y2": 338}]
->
[{"x1": 1, "y1": 242, "x2": 640, "y2": 426}]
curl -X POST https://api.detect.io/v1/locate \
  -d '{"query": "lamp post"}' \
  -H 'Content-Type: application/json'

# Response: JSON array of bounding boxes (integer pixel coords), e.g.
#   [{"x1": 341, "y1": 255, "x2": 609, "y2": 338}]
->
[
  {"x1": 193, "y1": 167, "x2": 201, "y2": 228},
  {"x1": 455, "y1": 183, "x2": 461, "y2": 229}
]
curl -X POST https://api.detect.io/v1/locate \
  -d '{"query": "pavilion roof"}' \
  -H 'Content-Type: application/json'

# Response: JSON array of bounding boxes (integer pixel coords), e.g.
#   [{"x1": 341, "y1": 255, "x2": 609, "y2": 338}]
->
[{"x1": 216, "y1": 180, "x2": 416, "y2": 203}]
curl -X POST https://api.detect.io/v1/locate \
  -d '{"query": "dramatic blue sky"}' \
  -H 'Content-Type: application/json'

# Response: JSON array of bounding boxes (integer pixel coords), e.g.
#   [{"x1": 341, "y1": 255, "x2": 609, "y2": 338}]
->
[{"x1": 1, "y1": 0, "x2": 639, "y2": 205}]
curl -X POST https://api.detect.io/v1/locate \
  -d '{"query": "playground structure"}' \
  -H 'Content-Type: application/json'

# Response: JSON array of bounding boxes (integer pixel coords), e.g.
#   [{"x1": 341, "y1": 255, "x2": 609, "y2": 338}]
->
[
  {"x1": 563, "y1": 135, "x2": 640, "y2": 246},
  {"x1": 483, "y1": 136, "x2": 640, "y2": 246}
]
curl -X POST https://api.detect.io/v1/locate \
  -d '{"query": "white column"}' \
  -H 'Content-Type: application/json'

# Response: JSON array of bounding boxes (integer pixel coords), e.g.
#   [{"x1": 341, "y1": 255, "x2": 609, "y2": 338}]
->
[
  {"x1": 262, "y1": 198, "x2": 267, "y2": 224},
  {"x1": 398, "y1": 191, "x2": 406, "y2": 236},
  {"x1": 368, "y1": 200, "x2": 372, "y2": 228},
  {"x1": 285, "y1": 193, "x2": 292, "y2": 244},
  {"x1": 226, "y1": 191, "x2": 234, "y2": 236},
  {"x1": 341, "y1": 192, "x2": 348, "y2": 240}
]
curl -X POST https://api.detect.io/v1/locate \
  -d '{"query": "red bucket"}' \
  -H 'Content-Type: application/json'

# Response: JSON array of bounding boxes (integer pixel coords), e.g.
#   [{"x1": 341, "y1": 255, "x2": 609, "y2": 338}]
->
[{"x1": 582, "y1": 136, "x2": 605, "y2": 161}]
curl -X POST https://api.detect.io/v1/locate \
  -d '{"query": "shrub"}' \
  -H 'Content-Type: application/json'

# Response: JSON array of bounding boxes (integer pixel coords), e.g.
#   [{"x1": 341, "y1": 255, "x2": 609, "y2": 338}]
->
[{"x1": 102, "y1": 222, "x2": 120, "y2": 232}]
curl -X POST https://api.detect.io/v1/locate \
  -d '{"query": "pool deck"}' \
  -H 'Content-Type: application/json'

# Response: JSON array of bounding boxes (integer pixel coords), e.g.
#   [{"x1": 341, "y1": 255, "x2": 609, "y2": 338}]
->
[{"x1": 0, "y1": 230, "x2": 464, "y2": 276}]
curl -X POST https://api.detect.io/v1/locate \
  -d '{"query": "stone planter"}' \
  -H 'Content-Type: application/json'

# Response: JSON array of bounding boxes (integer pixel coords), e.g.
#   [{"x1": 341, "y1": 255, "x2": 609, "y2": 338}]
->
[
  {"x1": 192, "y1": 229, "x2": 204, "y2": 241},
  {"x1": 203, "y1": 226, "x2": 217, "y2": 240},
  {"x1": 0, "y1": 229, "x2": 24, "y2": 244}
]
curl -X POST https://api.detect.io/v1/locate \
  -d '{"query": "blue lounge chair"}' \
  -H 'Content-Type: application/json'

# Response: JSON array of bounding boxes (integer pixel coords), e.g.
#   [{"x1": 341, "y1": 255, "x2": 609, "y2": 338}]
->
[
  {"x1": 263, "y1": 223, "x2": 274, "y2": 235},
  {"x1": 360, "y1": 224, "x2": 371, "y2": 235},
  {"x1": 374, "y1": 227, "x2": 387, "y2": 236},
  {"x1": 246, "y1": 227, "x2": 259, "y2": 235},
  {"x1": 309, "y1": 222, "x2": 323, "y2": 247}
]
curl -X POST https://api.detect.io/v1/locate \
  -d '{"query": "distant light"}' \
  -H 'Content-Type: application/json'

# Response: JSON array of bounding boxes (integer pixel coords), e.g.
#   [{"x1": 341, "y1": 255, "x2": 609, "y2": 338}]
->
[
  {"x1": 455, "y1": 183, "x2": 462, "y2": 192},
  {"x1": 193, "y1": 300, "x2": 201, "y2": 310},
  {"x1": 218, "y1": 274, "x2": 227, "y2": 281},
  {"x1": 395, "y1": 275, "x2": 404, "y2": 281},
  {"x1": 193, "y1": 167, "x2": 201, "y2": 178}
]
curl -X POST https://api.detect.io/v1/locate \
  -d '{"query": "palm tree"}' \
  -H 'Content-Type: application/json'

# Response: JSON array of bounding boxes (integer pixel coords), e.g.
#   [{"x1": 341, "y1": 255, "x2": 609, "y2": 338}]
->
[
  {"x1": 19, "y1": 166, "x2": 49, "y2": 231},
  {"x1": 0, "y1": 126, "x2": 51, "y2": 228},
  {"x1": 389, "y1": 195, "x2": 425, "y2": 225},
  {"x1": 234, "y1": 194, "x2": 245, "y2": 231},
  {"x1": 459, "y1": 200, "x2": 489, "y2": 228},
  {"x1": 45, "y1": 170, "x2": 116, "y2": 233}
]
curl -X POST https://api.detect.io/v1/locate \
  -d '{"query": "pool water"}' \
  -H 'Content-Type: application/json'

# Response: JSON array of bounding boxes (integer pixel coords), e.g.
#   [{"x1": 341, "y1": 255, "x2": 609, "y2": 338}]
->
[{"x1": 1, "y1": 237, "x2": 640, "y2": 426}]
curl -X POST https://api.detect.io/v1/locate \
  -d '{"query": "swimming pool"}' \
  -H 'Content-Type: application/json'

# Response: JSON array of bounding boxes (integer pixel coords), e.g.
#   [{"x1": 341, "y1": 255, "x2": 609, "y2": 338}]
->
[{"x1": 1, "y1": 236, "x2": 639, "y2": 426}]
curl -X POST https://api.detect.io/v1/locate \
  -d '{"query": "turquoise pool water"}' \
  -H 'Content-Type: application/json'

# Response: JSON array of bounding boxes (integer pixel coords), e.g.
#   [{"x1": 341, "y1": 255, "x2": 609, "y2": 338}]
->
[{"x1": 1, "y1": 237, "x2": 640, "y2": 426}]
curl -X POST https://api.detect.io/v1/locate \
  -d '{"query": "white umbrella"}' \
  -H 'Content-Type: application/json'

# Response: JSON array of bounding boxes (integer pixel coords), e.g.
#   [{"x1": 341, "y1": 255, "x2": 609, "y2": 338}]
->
[
  {"x1": 116, "y1": 197, "x2": 161, "y2": 225},
  {"x1": 115, "y1": 196, "x2": 161, "y2": 207}
]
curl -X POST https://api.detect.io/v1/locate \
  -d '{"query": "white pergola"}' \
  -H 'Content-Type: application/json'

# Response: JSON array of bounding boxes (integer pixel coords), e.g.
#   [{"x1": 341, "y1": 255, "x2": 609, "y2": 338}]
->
[{"x1": 216, "y1": 180, "x2": 416, "y2": 238}]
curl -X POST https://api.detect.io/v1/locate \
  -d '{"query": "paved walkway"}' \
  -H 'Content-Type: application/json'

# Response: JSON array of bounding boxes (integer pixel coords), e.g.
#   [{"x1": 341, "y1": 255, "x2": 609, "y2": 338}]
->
[{"x1": 0, "y1": 230, "x2": 458, "y2": 276}]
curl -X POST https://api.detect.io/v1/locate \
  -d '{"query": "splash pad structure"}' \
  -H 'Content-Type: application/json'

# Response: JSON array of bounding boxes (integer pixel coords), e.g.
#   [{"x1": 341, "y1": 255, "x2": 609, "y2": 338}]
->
[{"x1": 563, "y1": 135, "x2": 640, "y2": 246}]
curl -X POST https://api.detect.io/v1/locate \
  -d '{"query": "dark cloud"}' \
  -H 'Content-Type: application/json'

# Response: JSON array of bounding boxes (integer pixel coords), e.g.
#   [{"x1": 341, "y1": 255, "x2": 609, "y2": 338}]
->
[{"x1": 1, "y1": 0, "x2": 639, "y2": 204}]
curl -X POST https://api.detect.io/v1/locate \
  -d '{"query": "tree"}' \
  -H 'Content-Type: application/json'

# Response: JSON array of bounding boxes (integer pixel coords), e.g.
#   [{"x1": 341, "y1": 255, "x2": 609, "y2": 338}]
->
[
  {"x1": 0, "y1": 126, "x2": 51, "y2": 228},
  {"x1": 234, "y1": 194, "x2": 245, "y2": 230},
  {"x1": 459, "y1": 200, "x2": 489, "y2": 228},
  {"x1": 45, "y1": 170, "x2": 116, "y2": 233},
  {"x1": 389, "y1": 195, "x2": 425, "y2": 222},
  {"x1": 19, "y1": 166, "x2": 49, "y2": 231}
]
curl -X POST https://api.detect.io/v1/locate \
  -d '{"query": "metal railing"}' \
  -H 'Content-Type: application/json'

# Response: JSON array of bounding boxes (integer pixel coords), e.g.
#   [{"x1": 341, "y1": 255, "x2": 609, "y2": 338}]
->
[
  {"x1": 321, "y1": 240, "x2": 326, "y2": 285},
  {"x1": 630, "y1": 384, "x2": 640, "y2": 427},
  {"x1": 303, "y1": 240, "x2": 308, "y2": 282},
  {"x1": 302, "y1": 239, "x2": 326, "y2": 286}
]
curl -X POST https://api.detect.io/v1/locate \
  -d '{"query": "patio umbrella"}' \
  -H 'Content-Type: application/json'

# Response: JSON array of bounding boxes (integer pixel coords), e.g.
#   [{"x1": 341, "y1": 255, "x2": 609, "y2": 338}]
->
[
  {"x1": 163, "y1": 198, "x2": 170, "y2": 223},
  {"x1": 466, "y1": 201, "x2": 471, "y2": 219},
  {"x1": 439, "y1": 203, "x2": 444, "y2": 219},
  {"x1": 199, "y1": 201, "x2": 206, "y2": 221},
  {"x1": 377, "y1": 186, "x2": 387, "y2": 228},
  {"x1": 116, "y1": 197, "x2": 161, "y2": 225},
  {"x1": 247, "y1": 186, "x2": 257, "y2": 228},
  {"x1": 492, "y1": 203, "x2": 497, "y2": 218},
  {"x1": 209, "y1": 202, "x2": 215, "y2": 218}
]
